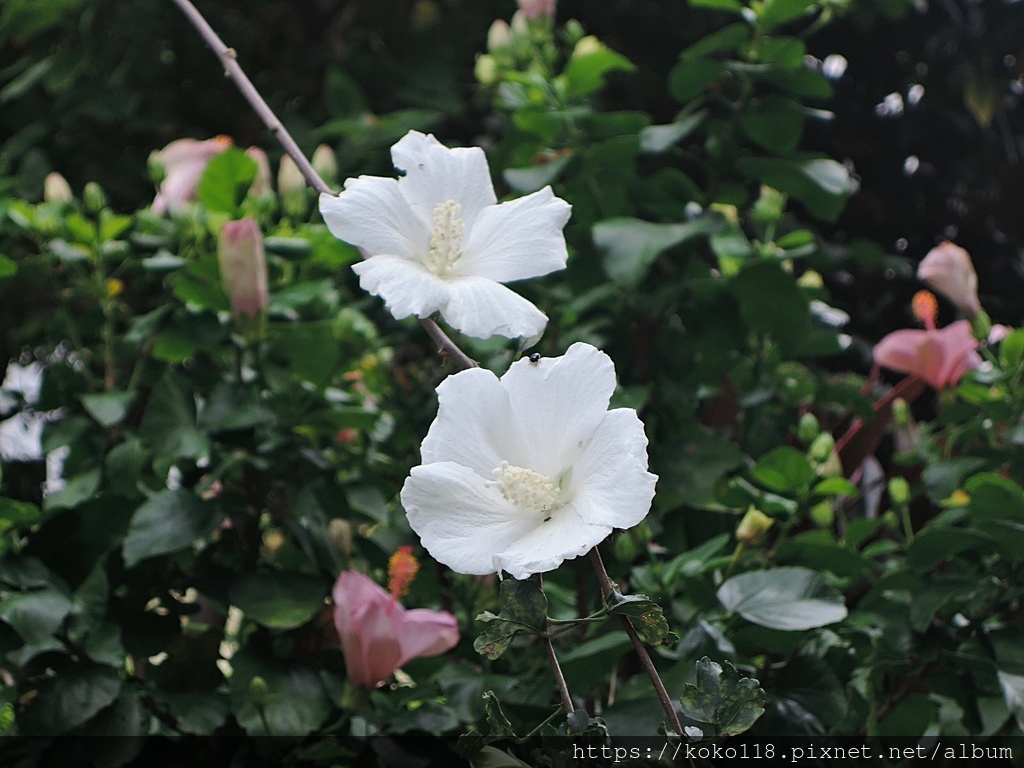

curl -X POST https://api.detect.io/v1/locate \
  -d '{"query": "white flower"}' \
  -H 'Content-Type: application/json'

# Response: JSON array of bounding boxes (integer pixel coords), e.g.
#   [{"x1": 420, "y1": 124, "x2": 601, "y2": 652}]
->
[
  {"x1": 401, "y1": 343, "x2": 657, "y2": 579},
  {"x1": 318, "y1": 131, "x2": 571, "y2": 339}
]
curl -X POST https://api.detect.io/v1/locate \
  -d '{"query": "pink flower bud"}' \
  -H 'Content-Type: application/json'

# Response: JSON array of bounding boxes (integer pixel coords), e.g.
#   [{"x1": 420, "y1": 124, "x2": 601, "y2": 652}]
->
[
  {"x1": 151, "y1": 136, "x2": 232, "y2": 214},
  {"x1": 917, "y1": 241, "x2": 982, "y2": 318},
  {"x1": 217, "y1": 219, "x2": 269, "y2": 321},
  {"x1": 245, "y1": 147, "x2": 273, "y2": 197},
  {"x1": 517, "y1": 0, "x2": 556, "y2": 20},
  {"x1": 44, "y1": 172, "x2": 73, "y2": 203}
]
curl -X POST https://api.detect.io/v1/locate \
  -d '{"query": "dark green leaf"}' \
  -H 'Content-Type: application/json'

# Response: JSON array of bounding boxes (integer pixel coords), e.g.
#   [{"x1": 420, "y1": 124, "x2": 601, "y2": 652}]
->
[
  {"x1": 966, "y1": 473, "x2": 1024, "y2": 523},
  {"x1": 503, "y1": 152, "x2": 574, "y2": 194},
  {"x1": 482, "y1": 690, "x2": 518, "y2": 739},
  {"x1": 759, "y1": 0, "x2": 817, "y2": 28},
  {"x1": 473, "y1": 579, "x2": 548, "y2": 660},
  {"x1": 122, "y1": 490, "x2": 223, "y2": 567},
  {"x1": 43, "y1": 469, "x2": 101, "y2": 512},
  {"x1": 0, "y1": 254, "x2": 16, "y2": 278},
  {"x1": 81, "y1": 390, "x2": 135, "y2": 428},
  {"x1": 717, "y1": 566, "x2": 847, "y2": 630},
  {"x1": 639, "y1": 112, "x2": 706, "y2": 153},
  {"x1": 678, "y1": 657, "x2": 766, "y2": 737},
  {"x1": 738, "y1": 96, "x2": 806, "y2": 152},
  {"x1": 605, "y1": 593, "x2": 678, "y2": 645},
  {"x1": 230, "y1": 653, "x2": 330, "y2": 736},
  {"x1": 562, "y1": 49, "x2": 635, "y2": 99},
  {"x1": 731, "y1": 260, "x2": 811, "y2": 352},
  {"x1": 229, "y1": 571, "x2": 327, "y2": 630},
  {"x1": 668, "y1": 60, "x2": 725, "y2": 103},
  {"x1": 735, "y1": 155, "x2": 850, "y2": 221},
  {"x1": 139, "y1": 371, "x2": 209, "y2": 461},
  {"x1": 20, "y1": 663, "x2": 122, "y2": 736},
  {"x1": 593, "y1": 215, "x2": 720, "y2": 287},
  {"x1": 0, "y1": 588, "x2": 73, "y2": 644}
]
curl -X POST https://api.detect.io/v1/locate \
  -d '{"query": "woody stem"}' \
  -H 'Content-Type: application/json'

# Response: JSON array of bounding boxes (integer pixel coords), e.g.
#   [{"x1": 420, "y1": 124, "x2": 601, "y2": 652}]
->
[
  {"x1": 170, "y1": 0, "x2": 477, "y2": 369},
  {"x1": 538, "y1": 574, "x2": 577, "y2": 724},
  {"x1": 589, "y1": 547, "x2": 683, "y2": 735}
]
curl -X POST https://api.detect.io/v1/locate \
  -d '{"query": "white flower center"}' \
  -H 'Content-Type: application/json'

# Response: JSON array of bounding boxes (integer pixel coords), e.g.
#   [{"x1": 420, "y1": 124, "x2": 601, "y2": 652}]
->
[
  {"x1": 426, "y1": 200, "x2": 465, "y2": 277},
  {"x1": 492, "y1": 461, "x2": 562, "y2": 512}
]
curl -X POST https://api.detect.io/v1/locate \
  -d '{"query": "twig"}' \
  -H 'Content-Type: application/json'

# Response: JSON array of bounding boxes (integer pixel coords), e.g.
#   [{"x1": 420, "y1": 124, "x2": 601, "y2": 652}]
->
[
  {"x1": 589, "y1": 548, "x2": 683, "y2": 736},
  {"x1": 539, "y1": 574, "x2": 577, "y2": 723},
  {"x1": 169, "y1": 0, "x2": 478, "y2": 370}
]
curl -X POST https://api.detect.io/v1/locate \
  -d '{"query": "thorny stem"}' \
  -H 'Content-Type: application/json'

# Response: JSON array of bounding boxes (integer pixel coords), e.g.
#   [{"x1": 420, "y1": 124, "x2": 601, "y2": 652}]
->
[
  {"x1": 589, "y1": 548, "x2": 684, "y2": 736},
  {"x1": 170, "y1": 0, "x2": 478, "y2": 370}
]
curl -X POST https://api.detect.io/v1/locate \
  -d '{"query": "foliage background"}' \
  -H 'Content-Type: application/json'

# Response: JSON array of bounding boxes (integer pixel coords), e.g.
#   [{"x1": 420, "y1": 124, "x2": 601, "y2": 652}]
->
[{"x1": 1, "y1": 0, "x2": 1023, "y2": 766}]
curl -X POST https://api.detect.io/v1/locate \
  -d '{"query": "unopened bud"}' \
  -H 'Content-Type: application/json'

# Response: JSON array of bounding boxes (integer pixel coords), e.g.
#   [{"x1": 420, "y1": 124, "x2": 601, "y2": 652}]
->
[
  {"x1": 517, "y1": 0, "x2": 557, "y2": 20},
  {"x1": 613, "y1": 531, "x2": 639, "y2": 562},
  {"x1": 888, "y1": 476, "x2": 911, "y2": 506},
  {"x1": 245, "y1": 147, "x2": 273, "y2": 197},
  {"x1": 147, "y1": 152, "x2": 168, "y2": 186},
  {"x1": 278, "y1": 155, "x2": 308, "y2": 217},
  {"x1": 248, "y1": 676, "x2": 270, "y2": 706},
  {"x1": 797, "y1": 412, "x2": 820, "y2": 445},
  {"x1": 475, "y1": 54, "x2": 499, "y2": 86},
  {"x1": 218, "y1": 219, "x2": 269, "y2": 328},
  {"x1": 572, "y1": 35, "x2": 603, "y2": 58},
  {"x1": 83, "y1": 182, "x2": 107, "y2": 214},
  {"x1": 328, "y1": 518, "x2": 352, "y2": 558},
  {"x1": 487, "y1": 20, "x2": 512, "y2": 52},
  {"x1": 809, "y1": 432, "x2": 835, "y2": 464},
  {"x1": 44, "y1": 173, "x2": 73, "y2": 204},
  {"x1": 312, "y1": 144, "x2": 338, "y2": 186},
  {"x1": 736, "y1": 507, "x2": 773, "y2": 546},
  {"x1": 891, "y1": 397, "x2": 910, "y2": 429},
  {"x1": 810, "y1": 501, "x2": 834, "y2": 527}
]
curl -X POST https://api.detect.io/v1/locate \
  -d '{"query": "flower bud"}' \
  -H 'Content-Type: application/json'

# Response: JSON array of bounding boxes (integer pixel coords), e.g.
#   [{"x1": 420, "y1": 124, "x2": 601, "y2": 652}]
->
[
  {"x1": 810, "y1": 501, "x2": 834, "y2": 528},
  {"x1": 517, "y1": 0, "x2": 556, "y2": 20},
  {"x1": 218, "y1": 219, "x2": 269, "y2": 325},
  {"x1": 475, "y1": 54, "x2": 499, "y2": 86},
  {"x1": 736, "y1": 507, "x2": 773, "y2": 546},
  {"x1": 44, "y1": 173, "x2": 73, "y2": 204},
  {"x1": 83, "y1": 182, "x2": 107, "y2": 214},
  {"x1": 245, "y1": 147, "x2": 273, "y2": 197},
  {"x1": 277, "y1": 155, "x2": 308, "y2": 218},
  {"x1": 328, "y1": 518, "x2": 353, "y2": 559},
  {"x1": 891, "y1": 397, "x2": 910, "y2": 429},
  {"x1": 797, "y1": 412, "x2": 820, "y2": 445},
  {"x1": 487, "y1": 19, "x2": 512, "y2": 52},
  {"x1": 572, "y1": 35, "x2": 604, "y2": 58},
  {"x1": 888, "y1": 476, "x2": 911, "y2": 506},
  {"x1": 248, "y1": 676, "x2": 270, "y2": 706},
  {"x1": 809, "y1": 432, "x2": 835, "y2": 464},
  {"x1": 613, "y1": 531, "x2": 640, "y2": 562},
  {"x1": 312, "y1": 144, "x2": 338, "y2": 186},
  {"x1": 917, "y1": 241, "x2": 981, "y2": 319}
]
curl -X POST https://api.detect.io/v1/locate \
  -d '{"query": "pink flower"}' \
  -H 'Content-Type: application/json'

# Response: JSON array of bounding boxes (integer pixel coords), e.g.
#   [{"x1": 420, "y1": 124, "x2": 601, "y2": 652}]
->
[
  {"x1": 151, "y1": 136, "x2": 232, "y2": 214},
  {"x1": 517, "y1": 0, "x2": 556, "y2": 20},
  {"x1": 873, "y1": 320, "x2": 981, "y2": 389},
  {"x1": 217, "y1": 219, "x2": 268, "y2": 320},
  {"x1": 332, "y1": 570, "x2": 459, "y2": 690},
  {"x1": 917, "y1": 242, "x2": 982, "y2": 318}
]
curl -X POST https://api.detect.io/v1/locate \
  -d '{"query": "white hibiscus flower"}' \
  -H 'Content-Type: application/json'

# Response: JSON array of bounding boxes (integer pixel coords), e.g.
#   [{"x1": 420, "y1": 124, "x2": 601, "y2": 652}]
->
[
  {"x1": 401, "y1": 343, "x2": 657, "y2": 579},
  {"x1": 318, "y1": 131, "x2": 571, "y2": 339}
]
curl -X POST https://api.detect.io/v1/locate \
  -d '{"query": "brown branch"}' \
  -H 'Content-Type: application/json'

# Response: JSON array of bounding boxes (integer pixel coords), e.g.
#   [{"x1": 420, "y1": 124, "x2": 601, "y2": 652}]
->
[
  {"x1": 589, "y1": 547, "x2": 684, "y2": 736},
  {"x1": 170, "y1": 0, "x2": 478, "y2": 370}
]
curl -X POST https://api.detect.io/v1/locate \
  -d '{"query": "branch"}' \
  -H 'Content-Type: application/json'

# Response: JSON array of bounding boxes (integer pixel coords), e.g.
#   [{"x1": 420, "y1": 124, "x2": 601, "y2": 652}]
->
[
  {"x1": 170, "y1": 0, "x2": 478, "y2": 370},
  {"x1": 589, "y1": 548, "x2": 683, "y2": 736}
]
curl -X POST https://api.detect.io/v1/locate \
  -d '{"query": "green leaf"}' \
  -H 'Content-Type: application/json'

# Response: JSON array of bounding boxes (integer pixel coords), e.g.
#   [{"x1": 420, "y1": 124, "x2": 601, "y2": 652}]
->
[
  {"x1": 663, "y1": 533, "x2": 731, "y2": 581},
  {"x1": 230, "y1": 653, "x2": 330, "y2": 736},
  {"x1": 469, "y1": 746, "x2": 531, "y2": 768},
  {"x1": 229, "y1": 571, "x2": 327, "y2": 630},
  {"x1": 681, "y1": 23, "x2": 752, "y2": 60},
  {"x1": 593, "y1": 215, "x2": 720, "y2": 287},
  {"x1": 999, "y1": 329, "x2": 1024, "y2": 370},
  {"x1": 139, "y1": 371, "x2": 209, "y2": 461},
  {"x1": 738, "y1": 96, "x2": 806, "y2": 152},
  {"x1": 473, "y1": 579, "x2": 548, "y2": 660},
  {"x1": 482, "y1": 691, "x2": 518, "y2": 739},
  {"x1": 562, "y1": 49, "x2": 635, "y2": 99},
  {"x1": 966, "y1": 473, "x2": 1024, "y2": 523},
  {"x1": 269, "y1": 321, "x2": 340, "y2": 388},
  {"x1": 503, "y1": 152, "x2": 574, "y2": 194},
  {"x1": 668, "y1": 59, "x2": 725, "y2": 103},
  {"x1": 639, "y1": 111, "x2": 707, "y2": 153},
  {"x1": 81, "y1": 390, "x2": 135, "y2": 428},
  {"x1": 907, "y1": 528, "x2": 997, "y2": 571},
  {"x1": 19, "y1": 663, "x2": 122, "y2": 736},
  {"x1": 43, "y1": 469, "x2": 101, "y2": 512},
  {"x1": 196, "y1": 147, "x2": 258, "y2": 215},
  {"x1": 751, "y1": 446, "x2": 815, "y2": 493},
  {"x1": 717, "y1": 566, "x2": 848, "y2": 630},
  {"x1": 678, "y1": 657, "x2": 766, "y2": 737},
  {"x1": 201, "y1": 383, "x2": 272, "y2": 432},
  {"x1": 689, "y1": 0, "x2": 745, "y2": 12},
  {"x1": 605, "y1": 593, "x2": 678, "y2": 645},
  {"x1": 731, "y1": 260, "x2": 811, "y2": 352},
  {"x1": 122, "y1": 490, "x2": 223, "y2": 568},
  {"x1": 0, "y1": 588, "x2": 73, "y2": 644},
  {"x1": 0, "y1": 254, "x2": 16, "y2": 278},
  {"x1": 735, "y1": 155, "x2": 850, "y2": 221},
  {"x1": 759, "y1": 0, "x2": 817, "y2": 28},
  {"x1": 921, "y1": 458, "x2": 986, "y2": 502}
]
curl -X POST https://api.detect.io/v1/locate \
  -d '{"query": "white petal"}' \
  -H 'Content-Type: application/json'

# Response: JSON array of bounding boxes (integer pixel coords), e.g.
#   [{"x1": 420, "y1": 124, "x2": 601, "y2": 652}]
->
[
  {"x1": 440, "y1": 276, "x2": 548, "y2": 340},
  {"x1": 495, "y1": 503, "x2": 611, "y2": 580},
  {"x1": 570, "y1": 409, "x2": 658, "y2": 529},
  {"x1": 420, "y1": 368, "x2": 533, "y2": 477},
  {"x1": 402, "y1": 462, "x2": 537, "y2": 576},
  {"x1": 319, "y1": 177, "x2": 426, "y2": 260},
  {"x1": 391, "y1": 131, "x2": 497, "y2": 226},
  {"x1": 352, "y1": 254, "x2": 451, "y2": 319},
  {"x1": 500, "y1": 342, "x2": 617, "y2": 476},
  {"x1": 458, "y1": 187, "x2": 571, "y2": 282}
]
